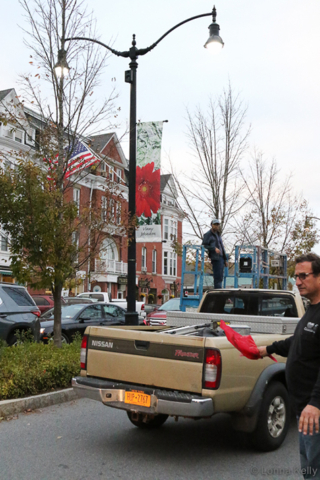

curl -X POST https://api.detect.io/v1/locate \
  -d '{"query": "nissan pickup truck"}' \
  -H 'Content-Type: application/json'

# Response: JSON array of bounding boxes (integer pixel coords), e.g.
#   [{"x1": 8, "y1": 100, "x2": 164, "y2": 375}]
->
[{"x1": 72, "y1": 289, "x2": 305, "y2": 452}]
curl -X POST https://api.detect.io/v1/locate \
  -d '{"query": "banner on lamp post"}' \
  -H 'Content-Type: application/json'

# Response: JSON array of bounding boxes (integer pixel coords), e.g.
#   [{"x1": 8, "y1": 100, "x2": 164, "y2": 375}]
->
[{"x1": 136, "y1": 121, "x2": 163, "y2": 243}]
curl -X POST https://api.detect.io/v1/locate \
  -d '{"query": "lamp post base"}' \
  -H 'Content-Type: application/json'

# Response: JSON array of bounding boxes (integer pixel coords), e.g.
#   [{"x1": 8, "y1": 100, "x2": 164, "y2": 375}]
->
[{"x1": 125, "y1": 312, "x2": 139, "y2": 325}]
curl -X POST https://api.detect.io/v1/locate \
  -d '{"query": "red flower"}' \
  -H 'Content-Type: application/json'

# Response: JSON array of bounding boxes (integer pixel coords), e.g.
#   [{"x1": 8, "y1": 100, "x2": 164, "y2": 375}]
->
[{"x1": 136, "y1": 162, "x2": 160, "y2": 217}]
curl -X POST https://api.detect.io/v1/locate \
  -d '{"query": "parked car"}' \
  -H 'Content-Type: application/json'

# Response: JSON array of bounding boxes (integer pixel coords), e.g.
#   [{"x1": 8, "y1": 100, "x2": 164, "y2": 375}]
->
[
  {"x1": 0, "y1": 283, "x2": 40, "y2": 345},
  {"x1": 39, "y1": 297, "x2": 94, "y2": 318},
  {"x1": 145, "y1": 298, "x2": 181, "y2": 326},
  {"x1": 31, "y1": 294, "x2": 67, "y2": 314},
  {"x1": 40, "y1": 303, "x2": 144, "y2": 343}
]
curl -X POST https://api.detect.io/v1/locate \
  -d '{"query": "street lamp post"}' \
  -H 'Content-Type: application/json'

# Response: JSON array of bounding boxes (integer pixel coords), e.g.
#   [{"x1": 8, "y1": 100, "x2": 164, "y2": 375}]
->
[{"x1": 56, "y1": 5, "x2": 223, "y2": 325}]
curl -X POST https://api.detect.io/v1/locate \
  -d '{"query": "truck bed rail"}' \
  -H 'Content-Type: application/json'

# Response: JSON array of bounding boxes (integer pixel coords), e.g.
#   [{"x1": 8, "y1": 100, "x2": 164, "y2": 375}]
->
[{"x1": 166, "y1": 311, "x2": 299, "y2": 335}]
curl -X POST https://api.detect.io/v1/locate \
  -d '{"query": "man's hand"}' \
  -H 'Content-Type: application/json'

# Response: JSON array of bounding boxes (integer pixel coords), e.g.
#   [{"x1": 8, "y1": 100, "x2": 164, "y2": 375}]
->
[
  {"x1": 215, "y1": 248, "x2": 221, "y2": 254},
  {"x1": 299, "y1": 405, "x2": 320, "y2": 435},
  {"x1": 225, "y1": 261, "x2": 228, "y2": 268},
  {"x1": 258, "y1": 346, "x2": 268, "y2": 358}
]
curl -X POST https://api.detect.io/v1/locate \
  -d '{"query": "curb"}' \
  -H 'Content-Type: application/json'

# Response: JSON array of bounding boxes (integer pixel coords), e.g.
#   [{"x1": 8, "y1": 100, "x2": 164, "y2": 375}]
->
[{"x1": 0, "y1": 388, "x2": 79, "y2": 418}]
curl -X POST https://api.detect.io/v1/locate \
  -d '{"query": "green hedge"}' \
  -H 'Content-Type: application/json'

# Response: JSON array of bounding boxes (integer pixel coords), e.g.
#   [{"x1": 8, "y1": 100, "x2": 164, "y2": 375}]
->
[{"x1": 0, "y1": 338, "x2": 81, "y2": 400}]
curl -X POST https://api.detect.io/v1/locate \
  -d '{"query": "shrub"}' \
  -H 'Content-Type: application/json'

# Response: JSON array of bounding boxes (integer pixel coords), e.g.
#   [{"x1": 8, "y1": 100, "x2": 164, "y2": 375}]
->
[{"x1": 0, "y1": 338, "x2": 81, "y2": 400}]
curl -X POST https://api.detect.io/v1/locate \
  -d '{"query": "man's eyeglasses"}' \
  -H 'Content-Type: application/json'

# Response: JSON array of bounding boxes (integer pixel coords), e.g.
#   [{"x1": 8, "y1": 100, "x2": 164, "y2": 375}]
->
[{"x1": 294, "y1": 273, "x2": 314, "y2": 281}]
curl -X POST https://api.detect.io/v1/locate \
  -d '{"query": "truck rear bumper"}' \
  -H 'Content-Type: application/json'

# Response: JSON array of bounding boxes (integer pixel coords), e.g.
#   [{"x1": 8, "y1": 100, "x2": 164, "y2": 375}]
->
[{"x1": 72, "y1": 377, "x2": 214, "y2": 417}]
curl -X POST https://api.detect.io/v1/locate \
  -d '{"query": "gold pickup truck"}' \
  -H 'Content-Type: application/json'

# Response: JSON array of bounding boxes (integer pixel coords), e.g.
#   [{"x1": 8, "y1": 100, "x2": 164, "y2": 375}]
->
[{"x1": 72, "y1": 289, "x2": 305, "y2": 452}]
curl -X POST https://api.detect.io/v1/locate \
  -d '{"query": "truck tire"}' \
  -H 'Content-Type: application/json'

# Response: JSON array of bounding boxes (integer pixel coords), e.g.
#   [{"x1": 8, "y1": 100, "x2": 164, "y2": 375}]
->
[
  {"x1": 127, "y1": 411, "x2": 168, "y2": 429},
  {"x1": 250, "y1": 381, "x2": 289, "y2": 451}
]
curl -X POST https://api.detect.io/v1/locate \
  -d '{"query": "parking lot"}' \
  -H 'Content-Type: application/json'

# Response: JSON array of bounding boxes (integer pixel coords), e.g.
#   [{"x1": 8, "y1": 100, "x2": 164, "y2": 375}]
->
[{"x1": 1, "y1": 398, "x2": 302, "y2": 480}]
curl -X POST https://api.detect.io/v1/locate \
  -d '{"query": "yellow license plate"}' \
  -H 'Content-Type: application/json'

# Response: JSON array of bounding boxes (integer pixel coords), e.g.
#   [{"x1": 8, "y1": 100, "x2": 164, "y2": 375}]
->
[{"x1": 125, "y1": 391, "x2": 151, "y2": 407}]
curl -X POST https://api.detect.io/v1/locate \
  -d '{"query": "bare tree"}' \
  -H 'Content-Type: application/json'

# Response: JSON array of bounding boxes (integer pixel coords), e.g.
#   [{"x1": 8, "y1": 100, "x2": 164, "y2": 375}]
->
[
  {"x1": 171, "y1": 84, "x2": 250, "y2": 246},
  {"x1": 234, "y1": 151, "x2": 318, "y2": 257},
  {"x1": 0, "y1": 0, "x2": 124, "y2": 346}
]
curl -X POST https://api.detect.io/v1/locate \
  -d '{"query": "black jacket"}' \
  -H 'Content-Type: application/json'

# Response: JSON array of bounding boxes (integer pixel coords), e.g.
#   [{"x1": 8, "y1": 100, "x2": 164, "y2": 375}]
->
[
  {"x1": 202, "y1": 229, "x2": 227, "y2": 262},
  {"x1": 267, "y1": 303, "x2": 320, "y2": 414}
]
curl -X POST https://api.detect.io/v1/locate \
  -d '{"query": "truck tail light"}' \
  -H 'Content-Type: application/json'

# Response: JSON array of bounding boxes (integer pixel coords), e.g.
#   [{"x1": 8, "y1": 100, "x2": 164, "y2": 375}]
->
[
  {"x1": 203, "y1": 348, "x2": 221, "y2": 389},
  {"x1": 141, "y1": 304, "x2": 145, "y2": 311},
  {"x1": 32, "y1": 310, "x2": 41, "y2": 317},
  {"x1": 80, "y1": 335, "x2": 88, "y2": 370}
]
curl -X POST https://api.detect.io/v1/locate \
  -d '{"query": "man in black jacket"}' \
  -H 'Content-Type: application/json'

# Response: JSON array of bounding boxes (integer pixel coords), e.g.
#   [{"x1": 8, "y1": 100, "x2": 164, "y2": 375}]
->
[
  {"x1": 202, "y1": 219, "x2": 228, "y2": 289},
  {"x1": 259, "y1": 253, "x2": 320, "y2": 479}
]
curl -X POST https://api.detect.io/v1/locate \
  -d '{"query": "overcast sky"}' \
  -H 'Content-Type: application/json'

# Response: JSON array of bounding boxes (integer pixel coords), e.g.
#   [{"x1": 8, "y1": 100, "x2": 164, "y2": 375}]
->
[{"x1": 1, "y1": 0, "x2": 320, "y2": 229}]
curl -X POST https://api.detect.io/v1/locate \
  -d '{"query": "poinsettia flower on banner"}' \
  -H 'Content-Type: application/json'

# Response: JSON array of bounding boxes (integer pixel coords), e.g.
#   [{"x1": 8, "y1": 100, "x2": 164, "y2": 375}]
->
[{"x1": 136, "y1": 162, "x2": 160, "y2": 217}]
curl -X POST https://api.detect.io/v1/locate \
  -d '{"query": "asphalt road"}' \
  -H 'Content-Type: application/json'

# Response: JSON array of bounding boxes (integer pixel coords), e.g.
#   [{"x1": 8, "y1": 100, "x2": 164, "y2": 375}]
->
[{"x1": 0, "y1": 398, "x2": 303, "y2": 480}]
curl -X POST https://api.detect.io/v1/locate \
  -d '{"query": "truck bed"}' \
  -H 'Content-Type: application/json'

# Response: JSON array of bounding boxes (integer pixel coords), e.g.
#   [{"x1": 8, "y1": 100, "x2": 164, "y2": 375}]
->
[{"x1": 80, "y1": 323, "x2": 287, "y2": 412}]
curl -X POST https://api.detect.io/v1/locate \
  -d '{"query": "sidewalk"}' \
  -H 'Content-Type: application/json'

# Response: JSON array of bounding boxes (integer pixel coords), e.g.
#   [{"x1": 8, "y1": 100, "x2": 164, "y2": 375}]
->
[{"x1": 0, "y1": 388, "x2": 78, "y2": 418}]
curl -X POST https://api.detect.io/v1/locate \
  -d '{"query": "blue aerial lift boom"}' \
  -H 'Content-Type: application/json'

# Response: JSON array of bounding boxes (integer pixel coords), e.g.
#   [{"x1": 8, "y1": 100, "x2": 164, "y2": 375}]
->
[{"x1": 179, "y1": 244, "x2": 287, "y2": 312}]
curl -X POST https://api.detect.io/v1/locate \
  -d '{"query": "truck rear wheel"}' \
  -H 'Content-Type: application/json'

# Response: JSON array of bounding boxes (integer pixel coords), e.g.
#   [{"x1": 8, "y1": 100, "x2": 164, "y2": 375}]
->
[
  {"x1": 250, "y1": 381, "x2": 289, "y2": 451},
  {"x1": 127, "y1": 411, "x2": 168, "y2": 429}
]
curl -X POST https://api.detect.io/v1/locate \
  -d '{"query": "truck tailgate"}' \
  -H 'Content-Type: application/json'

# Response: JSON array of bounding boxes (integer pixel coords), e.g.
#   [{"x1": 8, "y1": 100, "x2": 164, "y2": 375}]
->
[{"x1": 85, "y1": 326, "x2": 206, "y2": 393}]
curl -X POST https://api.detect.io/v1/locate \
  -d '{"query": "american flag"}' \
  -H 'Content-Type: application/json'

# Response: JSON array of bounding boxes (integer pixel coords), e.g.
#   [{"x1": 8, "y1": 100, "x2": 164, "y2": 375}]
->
[
  {"x1": 65, "y1": 140, "x2": 99, "y2": 178},
  {"x1": 47, "y1": 140, "x2": 99, "y2": 179}
]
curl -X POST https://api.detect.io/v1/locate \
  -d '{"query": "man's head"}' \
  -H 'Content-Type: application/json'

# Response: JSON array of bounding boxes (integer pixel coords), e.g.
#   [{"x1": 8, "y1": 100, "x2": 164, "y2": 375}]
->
[
  {"x1": 211, "y1": 219, "x2": 221, "y2": 233},
  {"x1": 295, "y1": 253, "x2": 320, "y2": 303}
]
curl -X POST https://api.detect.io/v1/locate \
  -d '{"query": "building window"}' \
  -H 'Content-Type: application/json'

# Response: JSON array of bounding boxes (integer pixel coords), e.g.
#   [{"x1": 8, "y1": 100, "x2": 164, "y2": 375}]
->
[
  {"x1": 164, "y1": 218, "x2": 169, "y2": 240},
  {"x1": 1, "y1": 235, "x2": 8, "y2": 252},
  {"x1": 116, "y1": 202, "x2": 121, "y2": 225},
  {"x1": 110, "y1": 198, "x2": 115, "y2": 222},
  {"x1": 170, "y1": 252, "x2": 177, "y2": 276},
  {"x1": 109, "y1": 168, "x2": 114, "y2": 182},
  {"x1": 141, "y1": 247, "x2": 147, "y2": 271},
  {"x1": 100, "y1": 238, "x2": 118, "y2": 264},
  {"x1": 14, "y1": 130, "x2": 23, "y2": 143},
  {"x1": 116, "y1": 168, "x2": 122, "y2": 183},
  {"x1": 152, "y1": 250, "x2": 157, "y2": 273},
  {"x1": 100, "y1": 161, "x2": 106, "y2": 172},
  {"x1": 73, "y1": 188, "x2": 80, "y2": 215},
  {"x1": 72, "y1": 231, "x2": 79, "y2": 263},
  {"x1": 163, "y1": 251, "x2": 168, "y2": 275},
  {"x1": 101, "y1": 197, "x2": 107, "y2": 221},
  {"x1": 26, "y1": 128, "x2": 35, "y2": 147},
  {"x1": 170, "y1": 220, "x2": 177, "y2": 241}
]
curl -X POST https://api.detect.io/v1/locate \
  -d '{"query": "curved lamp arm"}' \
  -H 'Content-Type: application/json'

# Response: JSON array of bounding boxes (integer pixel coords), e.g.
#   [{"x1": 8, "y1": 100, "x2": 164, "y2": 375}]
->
[
  {"x1": 138, "y1": 9, "x2": 215, "y2": 56},
  {"x1": 64, "y1": 36, "x2": 130, "y2": 58},
  {"x1": 65, "y1": 7, "x2": 216, "y2": 60}
]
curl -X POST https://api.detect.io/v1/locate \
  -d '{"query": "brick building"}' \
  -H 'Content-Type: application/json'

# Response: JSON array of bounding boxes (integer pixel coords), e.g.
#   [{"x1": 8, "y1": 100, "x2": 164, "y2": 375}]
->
[{"x1": 0, "y1": 88, "x2": 184, "y2": 304}]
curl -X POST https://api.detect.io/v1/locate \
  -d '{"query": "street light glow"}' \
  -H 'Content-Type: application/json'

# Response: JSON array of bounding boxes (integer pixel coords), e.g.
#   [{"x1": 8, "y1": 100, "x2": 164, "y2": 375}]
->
[
  {"x1": 204, "y1": 37, "x2": 224, "y2": 53},
  {"x1": 54, "y1": 49, "x2": 70, "y2": 78},
  {"x1": 54, "y1": 65, "x2": 70, "y2": 78}
]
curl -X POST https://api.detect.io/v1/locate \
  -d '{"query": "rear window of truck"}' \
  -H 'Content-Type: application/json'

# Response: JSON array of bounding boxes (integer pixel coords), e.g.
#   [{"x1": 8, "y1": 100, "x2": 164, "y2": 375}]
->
[
  {"x1": 259, "y1": 294, "x2": 298, "y2": 317},
  {"x1": 201, "y1": 292, "x2": 298, "y2": 317}
]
